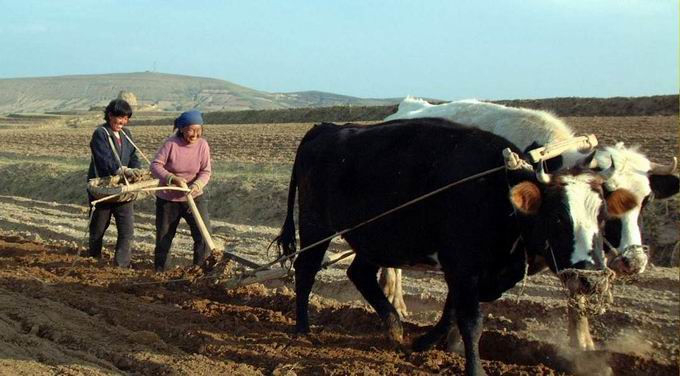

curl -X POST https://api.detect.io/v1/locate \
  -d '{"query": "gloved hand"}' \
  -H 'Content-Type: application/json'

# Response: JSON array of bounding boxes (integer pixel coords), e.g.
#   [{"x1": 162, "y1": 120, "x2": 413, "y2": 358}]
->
[
  {"x1": 125, "y1": 168, "x2": 148, "y2": 180},
  {"x1": 115, "y1": 166, "x2": 129, "y2": 177},
  {"x1": 189, "y1": 183, "x2": 201, "y2": 195},
  {"x1": 167, "y1": 174, "x2": 188, "y2": 188}
]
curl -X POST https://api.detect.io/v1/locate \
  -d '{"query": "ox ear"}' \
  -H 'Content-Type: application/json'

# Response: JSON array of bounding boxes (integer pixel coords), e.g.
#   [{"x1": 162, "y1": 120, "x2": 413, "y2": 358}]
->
[
  {"x1": 649, "y1": 174, "x2": 680, "y2": 199},
  {"x1": 509, "y1": 181, "x2": 542, "y2": 215},
  {"x1": 607, "y1": 189, "x2": 638, "y2": 218}
]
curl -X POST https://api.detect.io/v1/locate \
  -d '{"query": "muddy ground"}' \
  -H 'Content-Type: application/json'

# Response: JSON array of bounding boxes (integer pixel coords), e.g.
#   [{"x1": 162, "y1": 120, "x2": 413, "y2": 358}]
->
[{"x1": 0, "y1": 115, "x2": 678, "y2": 375}]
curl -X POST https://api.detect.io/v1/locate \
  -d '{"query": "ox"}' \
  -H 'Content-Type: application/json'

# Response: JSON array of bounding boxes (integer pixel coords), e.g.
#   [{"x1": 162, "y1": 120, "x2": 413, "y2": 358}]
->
[
  {"x1": 381, "y1": 97, "x2": 679, "y2": 351},
  {"x1": 275, "y1": 118, "x2": 629, "y2": 376},
  {"x1": 385, "y1": 97, "x2": 679, "y2": 258}
]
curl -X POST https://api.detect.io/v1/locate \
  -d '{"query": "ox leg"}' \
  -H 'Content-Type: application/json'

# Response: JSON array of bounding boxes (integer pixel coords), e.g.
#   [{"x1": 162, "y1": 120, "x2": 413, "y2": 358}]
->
[
  {"x1": 413, "y1": 273, "x2": 457, "y2": 352},
  {"x1": 293, "y1": 225, "x2": 332, "y2": 335},
  {"x1": 379, "y1": 268, "x2": 408, "y2": 319},
  {"x1": 347, "y1": 257, "x2": 403, "y2": 343},
  {"x1": 454, "y1": 274, "x2": 485, "y2": 376},
  {"x1": 413, "y1": 290, "x2": 455, "y2": 351},
  {"x1": 568, "y1": 296, "x2": 595, "y2": 351}
]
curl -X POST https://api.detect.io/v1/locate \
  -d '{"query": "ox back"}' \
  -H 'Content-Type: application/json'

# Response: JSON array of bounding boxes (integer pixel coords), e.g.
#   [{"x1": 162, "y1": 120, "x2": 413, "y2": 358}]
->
[{"x1": 291, "y1": 118, "x2": 526, "y2": 299}]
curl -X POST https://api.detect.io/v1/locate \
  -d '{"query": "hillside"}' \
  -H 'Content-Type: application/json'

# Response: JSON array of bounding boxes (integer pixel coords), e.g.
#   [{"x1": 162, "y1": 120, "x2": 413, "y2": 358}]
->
[{"x1": 0, "y1": 72, "x2": 397, "y2": 113}]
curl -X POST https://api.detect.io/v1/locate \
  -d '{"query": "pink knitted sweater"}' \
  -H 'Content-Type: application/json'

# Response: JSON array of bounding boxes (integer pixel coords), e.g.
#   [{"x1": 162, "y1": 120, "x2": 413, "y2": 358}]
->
[{"x1": 151, "y1": 135, "x2": 212, "y2": 202}]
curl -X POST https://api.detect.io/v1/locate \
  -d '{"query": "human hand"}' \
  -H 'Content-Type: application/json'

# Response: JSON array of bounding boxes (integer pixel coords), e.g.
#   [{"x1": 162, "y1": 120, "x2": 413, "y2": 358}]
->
[
  {"x1": 189, "y1": 183, "x2": 201, "y2": 195},
  {"x1": 116, "y1": 166, "x2": 128, "y2": 178},
  {"x1": 168, "y1": 175, "x2": 187, "y2": 187},
  {"x1": 123, "y1": 167, "x2": 139, "y2": 179}
]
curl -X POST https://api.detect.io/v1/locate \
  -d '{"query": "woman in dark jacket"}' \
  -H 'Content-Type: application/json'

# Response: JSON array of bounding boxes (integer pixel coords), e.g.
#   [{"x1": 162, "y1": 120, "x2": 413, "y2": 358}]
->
[{"x1": 87, "y1": 99, "x2": 141, "y2": 267}]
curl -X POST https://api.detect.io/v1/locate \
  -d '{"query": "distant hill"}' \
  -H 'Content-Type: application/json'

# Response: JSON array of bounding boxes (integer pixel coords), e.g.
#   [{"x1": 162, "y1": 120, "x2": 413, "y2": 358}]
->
[{"x1": 0, "y1": 72, "x2": 398, "y2": 113}]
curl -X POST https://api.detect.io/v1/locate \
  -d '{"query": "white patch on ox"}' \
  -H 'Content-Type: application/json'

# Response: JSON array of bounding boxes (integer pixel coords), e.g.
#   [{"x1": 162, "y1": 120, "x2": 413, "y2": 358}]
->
[
  {"x1": 562, "y1": 175, "x2": 604, "y2": 265},
  {"x1": 595, "y1": 143, "x2": 651, "y2": 250},
  {"x1": 386, "y1": 97, "x2": 578, "y2": 163}
]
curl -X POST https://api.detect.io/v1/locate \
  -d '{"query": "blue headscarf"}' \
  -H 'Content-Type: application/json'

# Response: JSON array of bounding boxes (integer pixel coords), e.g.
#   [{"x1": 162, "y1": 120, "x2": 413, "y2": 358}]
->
[{"x1": 174, "y1": 110, "x2": 204, "y2": 129}]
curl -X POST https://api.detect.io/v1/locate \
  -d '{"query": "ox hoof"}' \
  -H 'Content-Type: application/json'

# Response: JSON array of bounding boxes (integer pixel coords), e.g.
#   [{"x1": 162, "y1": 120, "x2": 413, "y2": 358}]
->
[
  {"x1": 393, "y1": 297, "x2": 409, "y2": 320},
  {"x1": 384, "y1": 312, "x2": 404, "y2": 344},
  {"x1": 446, "y1": 328, "x2": 463, "y2": 353},
  {"x1": 412, "y1": 331, "x2": 441, "y2": 352},
  {"x1": 294, "y1": 324, "x2": 311, "y2": 336}
]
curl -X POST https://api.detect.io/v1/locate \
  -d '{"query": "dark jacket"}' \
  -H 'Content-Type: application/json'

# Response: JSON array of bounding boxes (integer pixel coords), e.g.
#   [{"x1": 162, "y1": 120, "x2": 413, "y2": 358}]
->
[{"x1": 87, "y1": 124, "x2": 141, "y2": 180}]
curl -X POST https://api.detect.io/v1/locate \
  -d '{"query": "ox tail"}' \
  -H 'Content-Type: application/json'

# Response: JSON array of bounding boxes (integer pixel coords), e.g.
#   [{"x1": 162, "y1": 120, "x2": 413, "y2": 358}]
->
[{"x1": 274, "y1": 160, "x2": 298, "y2": 257}]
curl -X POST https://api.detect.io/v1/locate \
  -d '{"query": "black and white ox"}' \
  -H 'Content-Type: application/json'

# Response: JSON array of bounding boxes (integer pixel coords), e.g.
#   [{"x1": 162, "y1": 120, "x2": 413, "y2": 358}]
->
[
  {"x1": 385, "y1": 97, "x2": 679, "y2": 260},
  {"x1": 275, "y1": 118, "x2": 628, "y2": 376},
  {"x1": 381, "y1": 98, "x2": 679, "y2": 351}
]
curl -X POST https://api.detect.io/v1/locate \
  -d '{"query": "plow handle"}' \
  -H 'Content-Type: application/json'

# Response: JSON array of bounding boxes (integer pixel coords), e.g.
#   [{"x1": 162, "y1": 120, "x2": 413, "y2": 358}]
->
[{"x1": 180, "y1": 182, "x2": 216, "y2": 252}]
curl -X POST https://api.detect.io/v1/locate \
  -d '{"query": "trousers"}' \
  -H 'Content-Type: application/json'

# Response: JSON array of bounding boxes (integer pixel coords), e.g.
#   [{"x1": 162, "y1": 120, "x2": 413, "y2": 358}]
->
[
  {"x1": 88, "y1": 196, "x2": 135, "y2": 267},
  {"x1": 154, "y1": 195, "x2": 211, "y2": 271}
]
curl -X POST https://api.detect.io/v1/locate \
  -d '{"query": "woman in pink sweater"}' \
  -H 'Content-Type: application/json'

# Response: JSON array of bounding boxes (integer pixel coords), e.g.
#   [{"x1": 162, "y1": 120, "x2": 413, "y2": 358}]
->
[{"x1": 151, "y1": 110, "x2": 212, "y2": 271}]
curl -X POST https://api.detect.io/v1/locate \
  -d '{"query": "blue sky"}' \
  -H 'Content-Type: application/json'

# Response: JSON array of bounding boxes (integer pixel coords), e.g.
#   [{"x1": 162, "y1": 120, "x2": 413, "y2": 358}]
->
[{"x1": 0, "y1": 0, "x2": 677, "y2": 100}]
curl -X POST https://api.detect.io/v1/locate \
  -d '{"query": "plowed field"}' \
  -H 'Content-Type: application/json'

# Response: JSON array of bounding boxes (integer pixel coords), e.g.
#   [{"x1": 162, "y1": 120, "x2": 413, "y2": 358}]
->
[{"x1": 0, "y1": 115, "x2": 677, "y2": 375}]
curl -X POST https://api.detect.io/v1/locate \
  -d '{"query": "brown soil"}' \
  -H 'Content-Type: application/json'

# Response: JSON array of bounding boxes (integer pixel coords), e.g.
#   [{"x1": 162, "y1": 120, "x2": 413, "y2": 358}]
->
[{"x1": 0, "y1": 234, "x2": 677, "y2": 375}]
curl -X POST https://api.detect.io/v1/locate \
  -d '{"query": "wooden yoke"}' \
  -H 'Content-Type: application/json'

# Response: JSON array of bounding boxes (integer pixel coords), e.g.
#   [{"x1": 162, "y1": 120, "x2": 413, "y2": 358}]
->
[
  {"x1": 527, "y1": 134, "x2": 598, "y2": 163},
  {"x1": 180, "y1": 181, "x2": 216, "y2": 252}
]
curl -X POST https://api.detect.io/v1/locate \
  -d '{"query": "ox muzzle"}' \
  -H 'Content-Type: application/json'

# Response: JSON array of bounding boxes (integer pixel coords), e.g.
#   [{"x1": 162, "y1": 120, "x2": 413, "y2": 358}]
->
[{"x1": 606, "y1": 244, "x2": 649, "y2": 275}]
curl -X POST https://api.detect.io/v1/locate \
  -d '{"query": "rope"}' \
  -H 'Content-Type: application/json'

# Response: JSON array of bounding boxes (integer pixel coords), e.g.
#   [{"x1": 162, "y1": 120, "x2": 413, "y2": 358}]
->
[
  {"x1": 121, "y1": 131, "x2": 151, "y2": 165},
  {"x1": 558, "y1": 268, "x2": 614, "y2": 316},
  {"x1": 511, "y1": 237, "x2": 528, "y2": 303},
  {"x1": 117, "y1": 165, "x2": 507, "y2": 288},
  {"x1": 102, "y1": 127, "x2": 130, "y2": 186},
  {"x1": 603, "y1": 236, "x2": 618, "y2": 255},
  {"x1": 264, "y1": 165, "x2": 506, "y2": 272}
]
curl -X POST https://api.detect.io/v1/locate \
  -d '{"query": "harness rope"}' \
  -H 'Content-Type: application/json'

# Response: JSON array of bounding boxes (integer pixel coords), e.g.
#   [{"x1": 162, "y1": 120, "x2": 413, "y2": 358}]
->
[
  {"x1": 115, "y1": 165, "x2": 508, "y2": 287},
  {"x1": 264, "y1": 165, "x2": 507, "y2": 272}
]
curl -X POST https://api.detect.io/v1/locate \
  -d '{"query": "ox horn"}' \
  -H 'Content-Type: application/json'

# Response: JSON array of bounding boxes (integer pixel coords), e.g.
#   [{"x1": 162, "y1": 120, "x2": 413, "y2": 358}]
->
[
  {"x1": 649, "y1": 157, "x2": 678, "y2": 175},
  {"x1": 598, "y1": 156, "x2": 616, "y2": 179},
  {"x1": 536, "y1": 161, "x2": 551, "y2": 184}
]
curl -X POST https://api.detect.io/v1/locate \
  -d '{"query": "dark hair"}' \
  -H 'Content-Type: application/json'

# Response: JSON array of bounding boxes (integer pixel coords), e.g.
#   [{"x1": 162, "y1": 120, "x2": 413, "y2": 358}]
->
[{"x1": 104, "y1": 99, "x2": 133, "y2": 122}]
